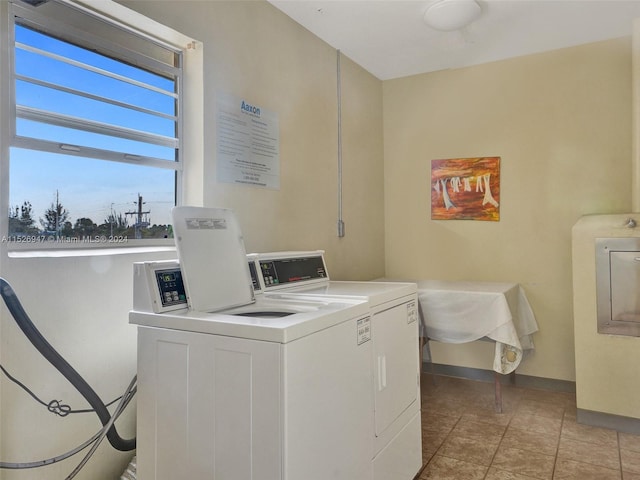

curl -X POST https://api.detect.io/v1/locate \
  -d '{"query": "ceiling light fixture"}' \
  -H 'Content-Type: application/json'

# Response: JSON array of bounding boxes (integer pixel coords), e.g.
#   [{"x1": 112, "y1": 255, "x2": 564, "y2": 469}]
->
[{"x1": 423, "y1": 0, "x2": 481, "y2": 31}]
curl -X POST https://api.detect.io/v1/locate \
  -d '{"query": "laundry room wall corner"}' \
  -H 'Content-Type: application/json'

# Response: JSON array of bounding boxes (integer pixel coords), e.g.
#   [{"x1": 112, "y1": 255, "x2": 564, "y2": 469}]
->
[
  {"x1": 122, "y1": 0, "x2": 386, "y2": 282},
  {"x1": 382, "y1": 38, "x2": 631, "y2": 383}
]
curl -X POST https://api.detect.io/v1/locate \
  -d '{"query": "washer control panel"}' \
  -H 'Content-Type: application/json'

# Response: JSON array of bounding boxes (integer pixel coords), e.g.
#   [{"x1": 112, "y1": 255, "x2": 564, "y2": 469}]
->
[
  {"x1": 154, "y1": 267, "x2": 187, "y2": 309},
  {"x1": 133, "y1": 260, "x2": 187, "y2": 313},
  {"x1": 134, "y1": 258, "x2": 265, "y2": 313}
]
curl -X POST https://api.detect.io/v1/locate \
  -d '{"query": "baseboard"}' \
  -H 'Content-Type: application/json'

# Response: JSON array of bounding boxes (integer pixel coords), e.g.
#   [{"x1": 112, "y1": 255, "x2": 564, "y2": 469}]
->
[
  {"x1": 422, "y1": 362, "x2": 576, "y2": 393},
  {"x1": 577, "y1": 408, "x2": 640, "y2": 435}
]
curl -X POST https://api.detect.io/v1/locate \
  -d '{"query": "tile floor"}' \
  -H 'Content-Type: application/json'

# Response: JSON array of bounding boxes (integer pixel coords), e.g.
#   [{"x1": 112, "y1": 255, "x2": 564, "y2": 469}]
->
[{"x1": 419, "y1": 373, "x2": 640, "y2": 479}]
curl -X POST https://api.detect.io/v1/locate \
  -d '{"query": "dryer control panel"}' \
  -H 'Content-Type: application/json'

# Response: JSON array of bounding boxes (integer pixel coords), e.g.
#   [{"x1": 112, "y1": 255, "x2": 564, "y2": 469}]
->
[{"x1": 259, "y1": 254, "x2": 327, "y2": 289}]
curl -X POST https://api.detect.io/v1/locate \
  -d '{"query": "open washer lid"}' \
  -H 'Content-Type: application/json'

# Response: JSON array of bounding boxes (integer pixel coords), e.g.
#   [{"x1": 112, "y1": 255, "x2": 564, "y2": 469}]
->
[{"x1": 172, "y1": 206, "x2": 255, "y2": 312}]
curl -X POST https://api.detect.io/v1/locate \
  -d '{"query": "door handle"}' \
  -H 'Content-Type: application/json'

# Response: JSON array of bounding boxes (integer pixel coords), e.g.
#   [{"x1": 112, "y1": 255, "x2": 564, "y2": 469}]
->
[{"x1": 378, "y1": 355, "x2": 387, "y2": 391}]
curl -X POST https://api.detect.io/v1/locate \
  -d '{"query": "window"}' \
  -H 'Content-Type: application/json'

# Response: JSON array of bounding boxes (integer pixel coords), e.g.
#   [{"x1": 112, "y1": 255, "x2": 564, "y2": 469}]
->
[{"x1": 6, "y1": 0, "x2": 188, "y2": 247}]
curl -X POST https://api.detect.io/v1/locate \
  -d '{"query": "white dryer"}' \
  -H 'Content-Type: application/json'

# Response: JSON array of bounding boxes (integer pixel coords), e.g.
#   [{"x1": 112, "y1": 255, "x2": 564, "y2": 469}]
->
[
  {"x1": 252, "y1": 251, "x2": 424, "y2": 480},
  {"x1": 130, "y1": 208, "x2": 374, "y2": 480}
]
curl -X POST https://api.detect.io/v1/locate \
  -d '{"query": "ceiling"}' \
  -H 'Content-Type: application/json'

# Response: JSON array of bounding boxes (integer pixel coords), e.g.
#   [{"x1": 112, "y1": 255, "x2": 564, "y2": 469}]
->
[{"x1": 267, "y1": 0, "x2": 640, "y2": 80}]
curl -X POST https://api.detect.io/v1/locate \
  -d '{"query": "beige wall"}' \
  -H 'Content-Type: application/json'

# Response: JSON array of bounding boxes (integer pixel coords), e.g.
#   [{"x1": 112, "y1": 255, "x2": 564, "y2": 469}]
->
[
  {"x1": 383, "y1": 38, "x2": 632, "y2": 381},
  {"x1": 0, "y1": 1, "x2": 383, "y2": 479},
  {"x1": 123, "y1": 0, "x2": 385, "y2": 281}
]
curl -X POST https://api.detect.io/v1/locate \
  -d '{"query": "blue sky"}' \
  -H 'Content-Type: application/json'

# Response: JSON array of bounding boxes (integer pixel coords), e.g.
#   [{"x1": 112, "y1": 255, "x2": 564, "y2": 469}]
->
[{"x1": 10, "y1": 148, "x2": 175, "y2": 227}]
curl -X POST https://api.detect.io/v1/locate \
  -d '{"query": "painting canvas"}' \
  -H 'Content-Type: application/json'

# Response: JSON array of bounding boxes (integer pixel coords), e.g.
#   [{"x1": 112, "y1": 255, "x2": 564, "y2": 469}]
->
[{"x1": 431, "y1": 157, "x2": 500, "y2": 221}]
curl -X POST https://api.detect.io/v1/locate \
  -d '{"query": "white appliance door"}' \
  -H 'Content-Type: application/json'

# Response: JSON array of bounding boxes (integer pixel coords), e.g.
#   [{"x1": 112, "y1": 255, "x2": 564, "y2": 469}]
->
[
  {"x1": 136, "y1": 326, "x2": 282, "y2": 480},
  {"x1": 373, "y1": 302, "x2": 419, "y2": 436},
  {"x1": 172, "y1": 206, "x2": 254, "y2": 312},
  {"x1": 283, "y1": 316, "x2": 374, "y2": 480}
]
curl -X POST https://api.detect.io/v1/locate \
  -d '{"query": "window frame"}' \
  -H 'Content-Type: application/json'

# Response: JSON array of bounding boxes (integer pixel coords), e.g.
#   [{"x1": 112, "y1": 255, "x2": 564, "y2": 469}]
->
[{"x1": 0, "y1": 0, "x2": 203, "y2": 254}]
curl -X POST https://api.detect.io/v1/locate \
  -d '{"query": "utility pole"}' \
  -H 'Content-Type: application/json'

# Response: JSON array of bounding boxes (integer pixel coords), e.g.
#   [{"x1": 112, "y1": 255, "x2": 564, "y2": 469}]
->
[
  {"x1": 55, "y1": 189, "x2": 60, "y2": 240},
  {"x1": 125, "y1": 194, "x2": 150, "y2": 239}
]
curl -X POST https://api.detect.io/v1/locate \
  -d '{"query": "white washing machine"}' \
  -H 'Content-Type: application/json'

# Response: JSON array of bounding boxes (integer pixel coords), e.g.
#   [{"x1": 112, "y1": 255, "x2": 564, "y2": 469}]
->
[
  {"x1": 130, "y1": 208, "x2": 374, "y2": 480},
  {"x1": 252, "y1": 250, "x2": 424, "y2": 480}
]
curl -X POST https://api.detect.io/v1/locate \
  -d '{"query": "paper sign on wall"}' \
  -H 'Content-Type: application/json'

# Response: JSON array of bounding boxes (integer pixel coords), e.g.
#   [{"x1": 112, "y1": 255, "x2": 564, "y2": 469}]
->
[{"x1": 216, "y1": 91, "x2": 280, "y2": 189}]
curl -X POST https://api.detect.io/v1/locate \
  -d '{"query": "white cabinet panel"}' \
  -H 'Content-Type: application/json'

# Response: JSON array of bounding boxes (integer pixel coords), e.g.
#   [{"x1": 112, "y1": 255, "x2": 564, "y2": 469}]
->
[
  {"x1": 137, "y1": 327, "x2": 282, "y2": 480},
  {"x1": 372, "y1": 302, "x2": 419, "y2": 437}
]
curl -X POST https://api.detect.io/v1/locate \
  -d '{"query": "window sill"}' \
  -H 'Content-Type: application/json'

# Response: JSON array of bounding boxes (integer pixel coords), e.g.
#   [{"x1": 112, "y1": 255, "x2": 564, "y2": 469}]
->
[{"x1": 7, "y1": 244, "x2": 176, "y2": 258}]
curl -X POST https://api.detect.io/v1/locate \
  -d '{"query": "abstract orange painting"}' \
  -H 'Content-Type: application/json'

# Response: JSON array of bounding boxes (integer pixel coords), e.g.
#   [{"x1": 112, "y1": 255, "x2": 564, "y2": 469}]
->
[{"x1": 431, "y1": 157, "x2": 500, "y2": 221}]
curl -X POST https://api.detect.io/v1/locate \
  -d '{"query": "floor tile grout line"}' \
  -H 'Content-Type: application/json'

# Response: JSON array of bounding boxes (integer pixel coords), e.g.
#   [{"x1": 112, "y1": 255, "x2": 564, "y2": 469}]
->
[
  {"x1": 550, "y1": 406, "x2": 566, "y2": 480},
  {"x1": 617, "y1": 431, "x2": 623, "y2": 479},
  {"x1": 482, "y1": 405, "x2": 512, "y2": 480}
]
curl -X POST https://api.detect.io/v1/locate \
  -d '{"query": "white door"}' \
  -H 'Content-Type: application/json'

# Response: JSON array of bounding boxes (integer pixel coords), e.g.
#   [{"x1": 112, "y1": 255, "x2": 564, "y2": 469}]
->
[
  {"x1": 283, "y1": 316, "x2": 374, "y2": 480},
  {"x1": 373, "y1": 301, "x2": 419, "y2": 436}
]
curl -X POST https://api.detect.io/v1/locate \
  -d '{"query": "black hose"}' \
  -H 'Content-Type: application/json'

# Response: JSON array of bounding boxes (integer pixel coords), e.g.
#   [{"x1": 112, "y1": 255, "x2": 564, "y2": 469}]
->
[{"x1": 0, "y1": 278, "x2": 135, "y2": 451}]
